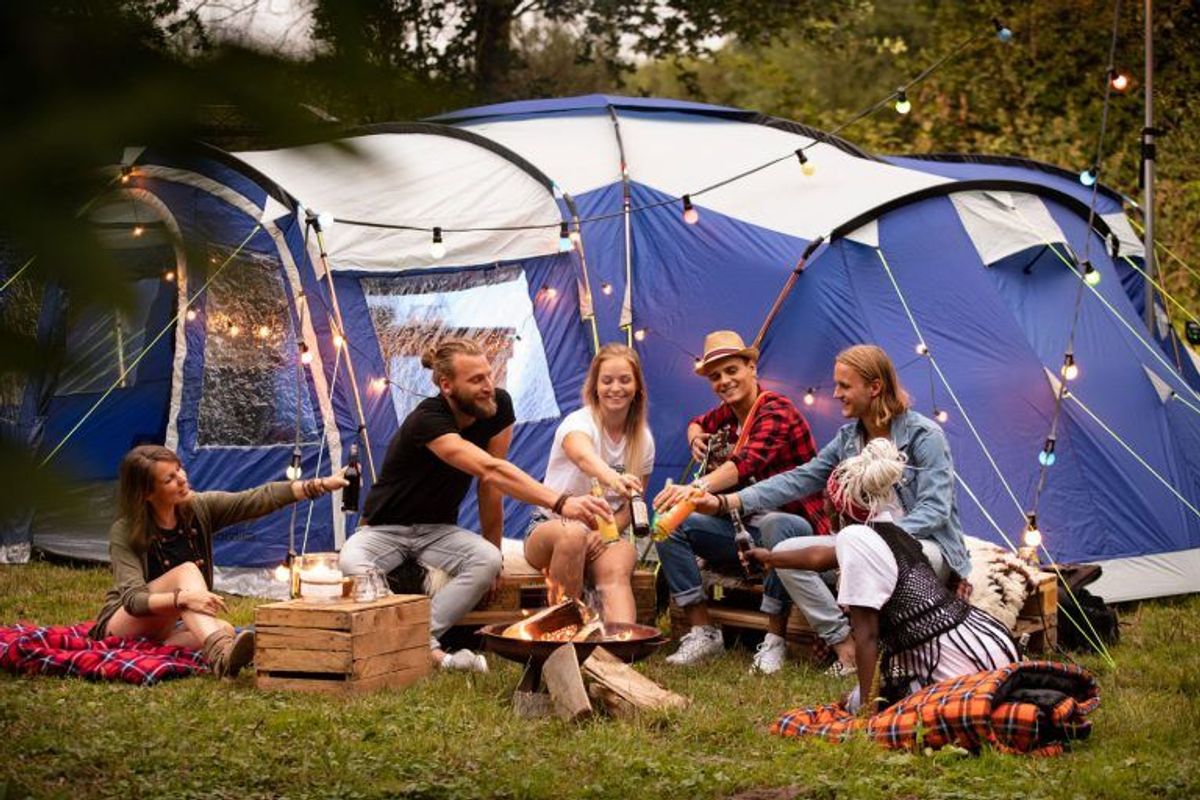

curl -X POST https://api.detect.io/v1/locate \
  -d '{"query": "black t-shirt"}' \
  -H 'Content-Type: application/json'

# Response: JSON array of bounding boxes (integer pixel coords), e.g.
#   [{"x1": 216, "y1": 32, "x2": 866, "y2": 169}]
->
[{"x1": 362, "y1": 389, "x2": 516, "y2": 526}]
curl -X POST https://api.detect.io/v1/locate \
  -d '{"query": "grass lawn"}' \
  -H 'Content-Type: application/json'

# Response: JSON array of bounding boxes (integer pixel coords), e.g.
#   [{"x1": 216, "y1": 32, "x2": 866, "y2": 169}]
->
[{"x1": 2, "y1": 561, "x2": 1198, "y2": 800}]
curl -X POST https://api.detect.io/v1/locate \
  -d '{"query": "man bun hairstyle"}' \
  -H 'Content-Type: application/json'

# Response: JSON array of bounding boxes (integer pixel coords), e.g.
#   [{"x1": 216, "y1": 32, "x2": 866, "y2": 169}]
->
[
  {"x1": 421, "y1": 337, "x2": 485, "y2": 384},
  {"x1": 827, "y1": 437, "x2": 907, "y2": 523}
]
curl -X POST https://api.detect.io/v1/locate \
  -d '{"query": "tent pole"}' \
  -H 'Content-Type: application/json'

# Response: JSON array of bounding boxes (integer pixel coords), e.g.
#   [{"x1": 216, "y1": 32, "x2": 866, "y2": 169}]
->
[
  {"x1": 312, "y1": 226, "x2": 379, "y2": 483},
  {"x1": 608, "y1": 105, "x2": 634, "y2": 346},
  {"x1": 751, "y1": 237, "x2": 825, "y2": 351},
  {"x1": 1141, "y1": 0, "x2": 1157, "y2": 331}
]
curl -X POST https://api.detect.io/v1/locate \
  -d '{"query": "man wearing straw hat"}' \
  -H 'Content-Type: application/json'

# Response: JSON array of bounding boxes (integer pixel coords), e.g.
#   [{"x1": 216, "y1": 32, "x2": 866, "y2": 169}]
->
[{"x1": 655, "y1": 330, "x2": 829, "y2": 673}]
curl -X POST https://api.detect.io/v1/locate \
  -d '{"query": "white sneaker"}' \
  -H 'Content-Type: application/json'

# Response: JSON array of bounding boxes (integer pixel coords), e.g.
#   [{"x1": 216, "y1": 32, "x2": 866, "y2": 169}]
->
[
  {"x1": 665, "y1": 625, "x2": 724, "y2": 666},
  {"x1": 750, "y1": 633, "x2": 787, "y2": 675},
  {"x1": 440, "y1": 649, "x2": 489, "y2": 673}
]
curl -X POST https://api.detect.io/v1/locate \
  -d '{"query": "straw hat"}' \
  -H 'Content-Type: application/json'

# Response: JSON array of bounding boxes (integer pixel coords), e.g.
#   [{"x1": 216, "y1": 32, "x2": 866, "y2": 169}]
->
[{"x1": 694, "y1": 330, "x2": 759, "y2": 375}]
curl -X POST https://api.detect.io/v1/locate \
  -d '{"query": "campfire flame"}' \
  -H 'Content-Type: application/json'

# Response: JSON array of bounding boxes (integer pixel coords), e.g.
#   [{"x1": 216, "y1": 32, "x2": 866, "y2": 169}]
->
[{"x1": 501, "y1": 599, "x2": 609, "y2": 642}]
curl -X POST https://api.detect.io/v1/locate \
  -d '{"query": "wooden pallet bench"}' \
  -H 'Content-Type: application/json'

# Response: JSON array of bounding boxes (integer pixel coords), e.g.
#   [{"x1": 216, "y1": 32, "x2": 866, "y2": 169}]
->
[{"x1": 458, "y1": 566, "x2": 658, "y2": 627}]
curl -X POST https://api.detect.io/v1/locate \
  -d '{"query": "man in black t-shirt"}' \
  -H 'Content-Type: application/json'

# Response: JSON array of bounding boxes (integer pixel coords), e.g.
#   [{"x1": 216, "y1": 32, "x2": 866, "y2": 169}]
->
[{"x1": 340, "y1": 338, "x2": 610, "y2": 672}]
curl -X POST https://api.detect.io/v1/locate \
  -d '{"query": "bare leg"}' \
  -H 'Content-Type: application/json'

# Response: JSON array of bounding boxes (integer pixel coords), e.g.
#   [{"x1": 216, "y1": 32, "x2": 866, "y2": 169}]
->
[
  {"x1": 105, "y1": 561, "x2": 225, "y2": 646},
  {"x1": 524, "y1": 519, "x2": 589, "y2": 603},
  {"x1": 588, "y1": 539, "x2": 637, "y2": 624}
]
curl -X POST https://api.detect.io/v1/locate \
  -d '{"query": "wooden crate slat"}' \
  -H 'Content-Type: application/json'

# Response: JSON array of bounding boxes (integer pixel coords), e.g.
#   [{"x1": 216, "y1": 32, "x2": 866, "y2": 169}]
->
[
  {"x1": 256, "y1": 627, "x2": 353, "y2": 653},
  {"x1": 255, "y1": 595, "x2": 429, "y2": 631},
  {"x1": 257, "y1": 662, "x2": 429, "y2": 695},
  {"x1": 257, "y1": 646, "x2": 351, "y2": 673},
  {"x1": 352, "y1": 646, "x2": 429, "y2": 680}
]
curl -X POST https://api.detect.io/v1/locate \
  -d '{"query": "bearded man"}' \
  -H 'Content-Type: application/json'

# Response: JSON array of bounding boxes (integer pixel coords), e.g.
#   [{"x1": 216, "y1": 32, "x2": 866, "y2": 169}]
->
[{"x1": 340, "y1": 338, "x2": 609, "y2": 672}]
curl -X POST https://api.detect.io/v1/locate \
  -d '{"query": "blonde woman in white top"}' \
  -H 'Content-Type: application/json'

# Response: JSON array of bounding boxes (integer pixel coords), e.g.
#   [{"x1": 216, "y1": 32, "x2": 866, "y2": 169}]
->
[{"x1": 525, "y1": 344, "x2": 655, "y2": 623}]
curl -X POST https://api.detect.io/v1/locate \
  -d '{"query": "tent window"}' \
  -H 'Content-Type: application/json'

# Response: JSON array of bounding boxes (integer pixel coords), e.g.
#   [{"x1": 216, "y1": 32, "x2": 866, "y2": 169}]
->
[
  {"x1": 362, "y1": 266, "x2": 560, "y2": 425},
  {"x1": 197, "y1": 253, "x2": 318, "y2": 447}
]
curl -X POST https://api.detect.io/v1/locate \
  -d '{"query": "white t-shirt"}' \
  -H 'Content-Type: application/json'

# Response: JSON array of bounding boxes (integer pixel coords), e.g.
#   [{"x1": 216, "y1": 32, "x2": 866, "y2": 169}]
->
[
  {"x1": 836, "y1": 521, "x2": 1015, "y2": 685},
  {"x1": 541, "y1": 408, "x2": 655, "y2": 512}
]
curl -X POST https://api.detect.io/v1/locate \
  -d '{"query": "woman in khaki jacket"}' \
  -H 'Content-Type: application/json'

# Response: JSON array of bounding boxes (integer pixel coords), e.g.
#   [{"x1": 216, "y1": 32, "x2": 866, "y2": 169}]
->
[{"x1": 91, "y1": 444, "x2": 347, "y2": 678}]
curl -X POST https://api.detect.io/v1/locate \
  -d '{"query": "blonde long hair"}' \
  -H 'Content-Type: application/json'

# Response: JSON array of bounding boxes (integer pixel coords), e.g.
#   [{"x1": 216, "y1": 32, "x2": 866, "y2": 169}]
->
[
  {"x1": 835, "y1": 344, "x2": 911, "y2": 431},
  {"x1": 581, "y1": 344, "x2": 650, "y2": 477},
  {"x1": 827, "y1": 438, "x2": 907, "y2": 522},
  {"x1": 117, "y1": 445, "x2": 193, "y2": 555}
]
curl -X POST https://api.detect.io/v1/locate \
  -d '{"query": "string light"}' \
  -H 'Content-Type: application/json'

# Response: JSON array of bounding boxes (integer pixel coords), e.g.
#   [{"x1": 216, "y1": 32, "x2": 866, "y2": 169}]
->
[
  {"x1": 541, "y1": 285, "x2": 558, "y2": 300},
  {"x1": 934, "y1": 408, "x2": 949, "y2": 424},
  {"x1": 681, "y1": 195, "x2": 699, "y2": 225},
  {"x1": 1062, "y1": 352, "x2": 1079, "y2": 381},
  {"x1": 299, "y1": 343, "x2": 313, "y2": 365},
  {"x1": 285, "y1": 448, "x2": 303, "y2": 481},
  {"x1": 600, "y1": 282, "x2": 613, "y2": 296},
  {"x1": 256, "y1": 325, "x2": 271, "y2": 339},
  {"x1": 228, "y1": 324, "x2": 240, "y2": 338},
  {"x1": 119, "y1": 166, "x2": 133, "y2": 184},
  {"x1": 429, "y1": 227, "x2": 446, "y2": 259},
  {"x1": 132, "y1": 225, "x2": 144, "y2": 238},
  {"x1": 558, "y1": 222, "x2": 573, "y2": 253},
  {"x1": 332, "y1": 333, "x2": 345, "y2": 349},
  {"x1": 1038, "y1": 435, "x2": 1057, "y2": 467},
  {"x1": 1108, "y1": 69, "x2": 1130, "y2": 92},
  {"x1": 693, "y1": 358, "x2": 704, "y2": 371},
  {"x1": 634, "y1": 328, "x2": 647, "y2": 342},
  {"x1": 795, "y1": 149, "x2": 815, "y2": 176},
  {"x1": 162, "y1": 269, "x2": 175, "y2": 282},
  {"x1": 370, "y1": 377, "x2": 389, "y2": 391},
  {"x1": 185, "y1": 308, "x2": 197, "y2": 322},
  {"x1": 915, "y1": 342, "x2": 929, "y2": 356},
  {"x1": 993, "y1": 18, "x2": 1013, "y2": 43},
  {"x1": 1022, "y1": 512, "x2": 1042, "y2": 547},
  {"x1": 894, "y1": 88, "x2": 912, "y2": 115},
  {"x1": 1082, "y1": 260, "x2": 1101, "y2": 286},
  {"x1": 273, "y1": 563, "x2": 291, "y2": 583},
  {"x1": 1079, "y1": 166, "x2": 1098, "y2": 187},
  {"x1": 803, "y1": 388, "x2": 816, "y2": 406}
]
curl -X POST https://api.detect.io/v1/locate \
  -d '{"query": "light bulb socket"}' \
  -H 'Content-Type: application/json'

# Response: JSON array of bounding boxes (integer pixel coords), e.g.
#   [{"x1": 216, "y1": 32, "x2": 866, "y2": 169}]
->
[
  {"x1": 432, "y1": 226, "x2": 443, "y2": 244},
  {"x1": 795, "y1": 149, "x2": 809, "y2": 165}
]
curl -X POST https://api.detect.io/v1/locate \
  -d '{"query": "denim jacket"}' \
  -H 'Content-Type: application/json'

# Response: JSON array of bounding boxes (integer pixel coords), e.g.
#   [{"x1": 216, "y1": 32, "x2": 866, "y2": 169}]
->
[{"x1": 737, "y1": 409, "x2": 972, "y2": 579}]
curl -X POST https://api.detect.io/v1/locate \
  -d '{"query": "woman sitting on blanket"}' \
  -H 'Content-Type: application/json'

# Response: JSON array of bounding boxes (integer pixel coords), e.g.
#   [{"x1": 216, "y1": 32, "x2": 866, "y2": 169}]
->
[
  {"x1": 744, "y1": 438, "x2": 1018, "y2": 713},
  {"x1": 90, "y1": 445, "x2": 348, "y2": 678},
  {"x1": 523, "y1": 344, "x2": 654, "y2": 623}
]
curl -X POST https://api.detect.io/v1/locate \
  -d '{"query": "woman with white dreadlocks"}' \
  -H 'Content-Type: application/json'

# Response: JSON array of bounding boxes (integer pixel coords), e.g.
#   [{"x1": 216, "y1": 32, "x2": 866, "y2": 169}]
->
[{"x1": 744, "y1": 438, "x2": 1018, "y2": 713}]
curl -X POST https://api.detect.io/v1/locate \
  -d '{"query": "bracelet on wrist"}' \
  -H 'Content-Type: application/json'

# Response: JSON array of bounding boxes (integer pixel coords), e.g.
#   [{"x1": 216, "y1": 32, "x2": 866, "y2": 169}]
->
[{"x1": 552, "y1": 493, "x2": 569, "y2": 516}]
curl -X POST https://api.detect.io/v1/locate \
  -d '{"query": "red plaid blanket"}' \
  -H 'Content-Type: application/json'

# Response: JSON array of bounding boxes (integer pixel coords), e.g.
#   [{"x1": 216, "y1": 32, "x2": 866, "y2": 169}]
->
[
  {"x1": 772, "y1": 661, "x2": 1099, "y2": 756},
  {"x1": 0, "y1": 623, "x2": 209, "y2": 685}
]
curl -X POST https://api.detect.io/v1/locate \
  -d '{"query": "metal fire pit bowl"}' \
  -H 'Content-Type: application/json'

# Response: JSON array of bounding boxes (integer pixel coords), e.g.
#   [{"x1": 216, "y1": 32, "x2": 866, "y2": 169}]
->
[{"x1": 479, "y1": 621, "x2": 668, "y2": 667}]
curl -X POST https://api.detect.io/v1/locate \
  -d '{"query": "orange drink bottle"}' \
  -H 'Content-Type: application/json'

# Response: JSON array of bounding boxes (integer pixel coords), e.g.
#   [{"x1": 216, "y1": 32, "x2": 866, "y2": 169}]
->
[
  {"x1": 592, "y1": 479, "x2": 620, "y2": 543},
  {"x1": 651, "y1": 479, "x2": 697, "y2": 542}
]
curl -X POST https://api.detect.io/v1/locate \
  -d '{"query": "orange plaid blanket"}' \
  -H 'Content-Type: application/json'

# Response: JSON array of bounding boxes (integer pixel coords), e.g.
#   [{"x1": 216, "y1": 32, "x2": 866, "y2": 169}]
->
[{"x1": 772, "y1": 661, "x2": 1099, "y2": 756}]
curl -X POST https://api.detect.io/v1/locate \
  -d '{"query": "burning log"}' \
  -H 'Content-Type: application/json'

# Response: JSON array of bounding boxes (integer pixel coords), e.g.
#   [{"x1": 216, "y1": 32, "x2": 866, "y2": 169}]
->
[{"x1": 501, "y1": 599, "x2": 588, "y2": 640}]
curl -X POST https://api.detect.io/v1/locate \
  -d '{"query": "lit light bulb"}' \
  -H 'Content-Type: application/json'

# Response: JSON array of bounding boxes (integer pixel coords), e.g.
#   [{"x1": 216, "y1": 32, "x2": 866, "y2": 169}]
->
[
  {"x1": 795, "y1": 149, "x2": 815, "y2": 176},
  {"x1": 371, "y1": 377, "x2": 389, "y2": 391},
  {"x1": 1079, "y1": 166, "x2": 1098, "y2": 187},
  {"x1": 558, "y1": 222, "x2": 573, "y2": 253},
  {"x1": 273, "y1": 563, "x2": 292, "y2": 582},
  {"x1": 894, "y1": 89, "x2": 912, "y2": 115},
  {"x1": 299, "y1": 343, "x2": 313, "y2": 365},
  {"x1": 132, "y1": 225, "x2": 144, "y2": 237},
  {"x1": 185, "y1": 308, "x2": 197, "y2": 322},
  {"x1": 333, "y1": 333, "x2": 344, "y2": 349},
  {"x1": 694, "y1": 358, "x2": 704, "y2": 371},
  {"x1": 915, "y1": 343, "x2": 929, "y2": 356},
  {"x1": 286, "y1": 449, "x2": 303, "y2": 481},
  {"x1": 634, "y1": 328, "x2": 647, "y2": 342},
  {"x1": 1062, "y1": 353, "x2": 1079, "y2": 381},
  {"x1": 681, "y1": 195, "x2": 700, "y2": 225},
  {"x1": 993, "y1": 18, "x2": 1013, "y2": 43},
  {"x1": 256, "y1": 325, "x2": 271, "y2": 339},
  {"x1": 1082, "y1": 261, "x2": 1101, "y2": 286},
  {"x1": 1038, "y1": 436, "x2": 1057, "y2": 467},
  {"x1": 1023, "y1": 513, "x2": 1043, "y2": 548},
  {"x1": 1109, "y1": 69, "x2": 1130, "y2": 92},
  {"x1": 600, "y1": 282, "x2": 613, "y2": 296},
  {"x1": 163, "y1": 270, "x2": 175, "y2": 282},
  {"x1": 541, "y1": 285, "x2": 558, "y2": 300},
  {"x1": 803, "y1": 388, "x2": 816, "y2": 406},
  {"x1": 228, "y1": 324, "x2": 241, "y2": 337},
  {"x1": 119, "y1": 166, "x2": 133, "y2": 184},
  {"x1": 935, "y1": 408, "x2": 949, "y2": 424},
  {"x1": 429, "y1": 227, "x2": 446, "y2": 259}
]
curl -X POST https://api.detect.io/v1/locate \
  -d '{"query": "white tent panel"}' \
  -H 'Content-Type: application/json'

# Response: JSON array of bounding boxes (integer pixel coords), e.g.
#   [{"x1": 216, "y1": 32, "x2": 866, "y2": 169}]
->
[
  {"x1": 1101, "y1": 211, "x2": 1146, "y2": 260},
  {"x1": 1091, "y1": 547, "x2": 1200, "y2": 602},
  {"x1": 236, "y1": 133, "x2": 562, "y2": 271},
  {"x1": 951, "y1": 190, "x2": 1065, "y2": 266},
  {"x1": 844, "y1": 220, "x2": 879, "y2": 248}
]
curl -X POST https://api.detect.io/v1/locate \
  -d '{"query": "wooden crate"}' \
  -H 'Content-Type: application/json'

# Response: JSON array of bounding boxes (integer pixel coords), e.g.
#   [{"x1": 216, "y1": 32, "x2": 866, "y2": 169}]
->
[
  {"x1": 1014, "y1": 572, "x2": 1058, "y2": 653},
  {"x1": 458, "y1": 567, "x2": 658, "y2": 627},
  {"x1": 255, "y1": 594, "x2": 431, "y2": 694}
]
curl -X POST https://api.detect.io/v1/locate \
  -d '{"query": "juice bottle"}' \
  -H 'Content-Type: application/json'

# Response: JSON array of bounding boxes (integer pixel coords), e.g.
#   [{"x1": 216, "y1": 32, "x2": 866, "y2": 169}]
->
[
  {"x1": 651, "y1": 479, "x2": 696, "y2": 541},
  {"x1": 592, "y1": 479, "x2": 620, "y2": 543}
]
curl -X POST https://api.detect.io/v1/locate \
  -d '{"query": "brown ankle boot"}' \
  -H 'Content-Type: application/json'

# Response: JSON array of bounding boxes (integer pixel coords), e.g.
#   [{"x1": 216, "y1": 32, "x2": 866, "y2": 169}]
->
[{"x1": 202, "y1": 629, "x2": 256, "y2": 679}]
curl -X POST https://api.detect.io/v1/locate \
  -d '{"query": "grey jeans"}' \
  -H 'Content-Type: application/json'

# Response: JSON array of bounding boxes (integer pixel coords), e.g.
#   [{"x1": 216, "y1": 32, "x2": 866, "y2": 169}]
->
[
  {"x1": 772, "y1": 534, "x2": 950, "y2": 646},
  {"x1": 339, "y1": 523, "x2": 502, "y2": 650}
]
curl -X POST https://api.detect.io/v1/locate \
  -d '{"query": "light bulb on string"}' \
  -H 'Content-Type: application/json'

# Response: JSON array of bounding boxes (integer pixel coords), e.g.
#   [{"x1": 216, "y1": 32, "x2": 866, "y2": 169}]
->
[
  {"x1": 1082, "y1": 260, "x2": 1101, "y2": 286},
  {"x1": 1062, "y1": 352, "x2": 1079, "y2": 381},
  {"x1": 600, "y1": 282, "x2": 613, "y2": 296},
  {"x1": 162, "y1": 269, "x2": 175, "y2": 282},
  {"x1": 256, "y1": 325, "x2": 271, "y2": 339},
  {"x1": 795, "y1": 149, "x2": 816, "y2": 176},
  {"x1": 803, "y1": 388, "x2": 816, "y2": 406},
  {"x1": 332, "y1": 332, "x2": 345, "y2": 349},
  {"x1": 429, "y1": 227, "x2": 446, "y2": 259},
  {"x1": 371, "y1": 377, "x2": 389, "y2": 392},
  {"x1": 228, "y1": 323, "x2": 241, "y2": 338},
  {"x1": 934, "y1": 408, "x2": 949, "y2": 424},
  {"x1": 185, "y1": 308, "x2": 197, "y2": 322},
  {"x1": 541, "y1": 285, "x2": 558, "y2": 300},
  {"x1": 1023, "y1": 512, "x2": 1042, "y2": 548},
  {"x1": 915, "y1": 342, "x2": 929, "y2": 356},
  {"x1": 273, "y1": 563, "x2": 291, "y2": 583},
  {"x1": 993, "y1": 18, "x2": 1013, "y2": 43},
  {"x1": 894, "y1": 88, "x2": 912, "y2": 115},
  {"x1": 557, "y1": 222, "x2": 573, "y2": 253},
  {"x1": 634, "y1": 328, "x2": 647, "y2": 342},
  {"x1": 1038, "y1": 435, "x2": 1057, "y2": 467},
  {"x1": 132, "y1": 225, "x2": 145, "y2": 238},
  {"x1": 285, "y1": 448, "x2": 303, "y2": 481},
  {"x1": 694, "y1": 358, "x2": 704, "y2": 372},
  {"x1": 1079, "y1": 166, "x2": 1098, "y2": 187},
  {"x1": 1108, "y1": 69, "x2": 1130, "y2": 92},
  {"x1": 119, "y1": 166, "x2": 133, "y2": 184},
  {"x1": 681, "y1": 195, "x2": 700, "y2": 225},
  {"x1": 299, "y1": 343, "x2": 313, "y2": 365}
]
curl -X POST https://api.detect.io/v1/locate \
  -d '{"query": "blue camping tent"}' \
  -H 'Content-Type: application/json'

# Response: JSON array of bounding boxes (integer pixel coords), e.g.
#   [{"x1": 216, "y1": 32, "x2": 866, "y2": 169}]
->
[{"x1": 4, "y1": 95, "x2": 1197, "y2": 602}]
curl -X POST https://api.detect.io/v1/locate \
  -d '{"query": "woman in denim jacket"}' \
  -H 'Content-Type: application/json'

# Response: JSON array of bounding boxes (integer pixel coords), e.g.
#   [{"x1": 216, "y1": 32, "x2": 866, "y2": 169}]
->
[{"x1": 693, "y1": 344, "x2": 972, "y2": 676}]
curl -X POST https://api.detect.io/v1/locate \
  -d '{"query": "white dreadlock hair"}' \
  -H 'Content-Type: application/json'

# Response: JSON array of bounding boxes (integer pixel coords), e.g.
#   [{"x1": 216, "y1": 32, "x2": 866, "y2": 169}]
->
[{"x1": 828, "y1": 438, "x2": 907, "y2": 522}]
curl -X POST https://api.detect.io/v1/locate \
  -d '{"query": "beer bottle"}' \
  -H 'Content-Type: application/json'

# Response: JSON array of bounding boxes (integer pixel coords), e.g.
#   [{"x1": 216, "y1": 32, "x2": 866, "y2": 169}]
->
[
  {"x1": 629, "y1": 490, "x2": 651, "y2": 538},
  {"x1": 342, "y1": 442, "x2": 361, "y2": 514},
  {"x1": 730, "y1": 507, "x2": 760, "y2": 578}
]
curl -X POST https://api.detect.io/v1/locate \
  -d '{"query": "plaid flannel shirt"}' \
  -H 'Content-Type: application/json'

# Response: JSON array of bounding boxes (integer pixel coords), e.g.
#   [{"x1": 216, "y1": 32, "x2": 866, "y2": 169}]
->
[{"x1": 691, "y1": 388, "x2": 830, "y2": 535}]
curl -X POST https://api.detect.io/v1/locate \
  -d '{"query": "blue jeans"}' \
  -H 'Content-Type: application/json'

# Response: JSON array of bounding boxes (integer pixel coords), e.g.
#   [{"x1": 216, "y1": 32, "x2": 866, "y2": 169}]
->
[{"x1": 656, "y1": 512, "x2": 813, "y2": 615}]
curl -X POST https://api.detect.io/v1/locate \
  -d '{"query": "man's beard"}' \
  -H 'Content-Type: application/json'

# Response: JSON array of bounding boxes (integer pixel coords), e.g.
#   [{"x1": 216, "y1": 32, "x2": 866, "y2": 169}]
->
[{"x1": 452, "y1": 388, "x2": 497, "y2": 420}]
